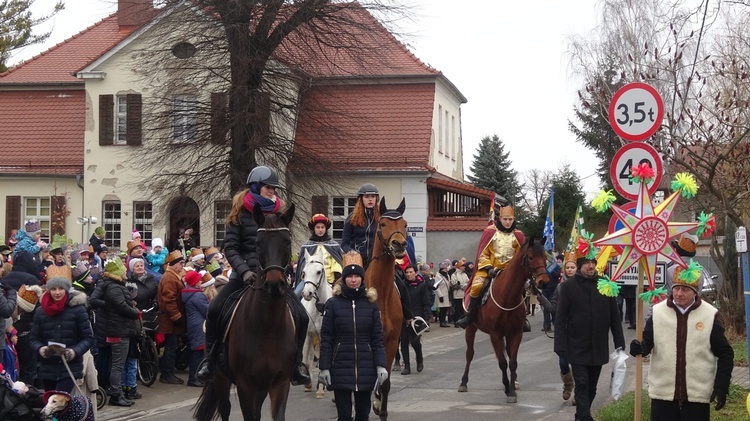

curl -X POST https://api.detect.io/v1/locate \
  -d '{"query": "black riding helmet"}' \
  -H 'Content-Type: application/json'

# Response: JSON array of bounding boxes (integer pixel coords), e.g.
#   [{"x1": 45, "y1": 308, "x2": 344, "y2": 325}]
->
[
  {"x1": 357, "y1": 183, "x2": 379, "y2": 196},
  {"x1": 246, "y1": 166, "x2": 281, "y2": 191}
]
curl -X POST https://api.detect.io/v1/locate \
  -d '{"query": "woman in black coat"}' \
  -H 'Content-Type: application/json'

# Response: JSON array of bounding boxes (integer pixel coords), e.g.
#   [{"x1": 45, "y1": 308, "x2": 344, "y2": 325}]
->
[
  {"x1": 199, "y1": 166, "x2": 309, "y2": 387},
  {"x1": 319, "y1": 260, "x2": 387, "y2": 421},
  {"x1": 29, "y1": 277, "x2": 94, "y2": 393}
]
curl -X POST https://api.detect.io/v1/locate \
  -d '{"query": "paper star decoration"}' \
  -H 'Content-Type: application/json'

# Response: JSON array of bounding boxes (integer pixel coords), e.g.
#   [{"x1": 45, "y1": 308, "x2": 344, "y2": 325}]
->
[{"x1": 593, "y1": 181, "x2": 700, "y2": 289}]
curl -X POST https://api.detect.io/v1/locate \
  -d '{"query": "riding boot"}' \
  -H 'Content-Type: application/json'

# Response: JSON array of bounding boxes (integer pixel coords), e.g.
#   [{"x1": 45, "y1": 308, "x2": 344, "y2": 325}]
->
[
  {"x1": 290, "y1": 293, "x2": 311, "y2": 387},
  {"x1": 196, "y1": 322, "x2": 216, "y2": 382},
  {"x1": 456, "y1": 297, "x2": 480, "y2": 329}
]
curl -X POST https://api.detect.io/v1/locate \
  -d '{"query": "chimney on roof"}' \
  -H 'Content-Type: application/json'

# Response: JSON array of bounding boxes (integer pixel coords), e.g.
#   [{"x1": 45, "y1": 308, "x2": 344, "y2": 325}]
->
[{"x1": 118, "y1": 0, "x2": 153, "y2": 27}]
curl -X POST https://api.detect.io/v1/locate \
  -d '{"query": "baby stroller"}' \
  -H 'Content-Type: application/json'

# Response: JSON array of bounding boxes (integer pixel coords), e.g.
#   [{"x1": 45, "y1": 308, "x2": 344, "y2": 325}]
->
[{"x1": 0, "y1": 374, "x2": 45, "y2": 421}]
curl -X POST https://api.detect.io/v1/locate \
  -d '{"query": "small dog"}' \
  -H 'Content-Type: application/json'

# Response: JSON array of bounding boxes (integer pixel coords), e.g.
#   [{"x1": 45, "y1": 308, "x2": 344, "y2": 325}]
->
[{"x1": 41, "y1": 390, "x2": 95, "y2": 421}]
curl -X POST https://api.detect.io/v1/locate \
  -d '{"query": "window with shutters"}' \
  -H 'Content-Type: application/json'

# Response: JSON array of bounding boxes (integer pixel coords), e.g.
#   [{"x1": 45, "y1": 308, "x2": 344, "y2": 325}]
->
[
  {"x1": 100, "y1": 94, "x2": 142, "y2": 146},
  {"x1": 115, "y1": 95, "x2": 128, "y2": 145},
  {"x1": 23, "y1": 197, "x2": 51, "y2": 242},
  {"x1": 331, "y1": 197, "x2": 357, "y2": 242},
  {"x1": 133, "y1": 202, "x2": 153, "y2": 246},
  {"x1": 214, "y1": 200, "x2": 231, "y2": 246},
  {"x1": 103, "y1": 201, "x2": 122, "y2": 248},
  {"x1": 173, "y1": 94, "x2": 197, "y2": 142}
]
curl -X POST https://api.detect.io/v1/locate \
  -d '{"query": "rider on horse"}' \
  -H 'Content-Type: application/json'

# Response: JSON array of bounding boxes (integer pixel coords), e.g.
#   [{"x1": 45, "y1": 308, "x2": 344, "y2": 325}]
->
[
  {"x1": 197, "y1": 166, "x2": 310, "y2": 386},
  {"x1": 295, "y1": 214, "x2": 343, "y2": 295},
  {"x1": 456, "y1": 203, "x2": 525, "y2": 328}
]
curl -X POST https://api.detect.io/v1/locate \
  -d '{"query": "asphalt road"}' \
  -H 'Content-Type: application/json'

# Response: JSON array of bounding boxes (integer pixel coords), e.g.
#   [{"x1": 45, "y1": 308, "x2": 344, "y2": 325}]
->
[{"x1": 98, "y1": 314, "x2": 640, "y2": 421}]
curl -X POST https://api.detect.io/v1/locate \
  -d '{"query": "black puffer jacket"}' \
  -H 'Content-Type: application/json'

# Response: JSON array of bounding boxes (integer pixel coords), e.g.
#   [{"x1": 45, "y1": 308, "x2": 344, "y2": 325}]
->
[
  {"x1": 320, "y1": 282, "x2": 386, "y2": 392},
  {"x1": 89, "y1": 274, "x2": 139, "y2": 340},
  {"x1": 224, "y1": 208, "x2": 259, "y2": 278},
  {"x1": 29, "y1": 290, "x2": 94, "y2": 381},
  {"x1": 125, "y1": 272, "x2": 158, "y2": 311}
]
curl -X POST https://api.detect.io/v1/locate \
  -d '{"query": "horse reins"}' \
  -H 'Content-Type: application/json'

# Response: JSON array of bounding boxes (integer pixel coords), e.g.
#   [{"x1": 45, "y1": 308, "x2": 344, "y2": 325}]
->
[
  {"x1": 252, "y1": 227, "x2": 291, "y2": 290},
  {"x1": 374, "y1": 214, "x2": 406, "y2": 259},
  {"x1": 490, "y1": 245, "x2": 547, "y2": 312},
  {"x1": 302, "y1": 259, "x2": 326, "y2": 309}
]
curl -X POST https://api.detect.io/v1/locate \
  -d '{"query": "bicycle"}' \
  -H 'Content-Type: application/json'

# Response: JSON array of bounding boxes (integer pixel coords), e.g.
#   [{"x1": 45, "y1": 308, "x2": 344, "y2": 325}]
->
[{"x1": 136, "y1": 306, "x2": 159, "y2": 387}]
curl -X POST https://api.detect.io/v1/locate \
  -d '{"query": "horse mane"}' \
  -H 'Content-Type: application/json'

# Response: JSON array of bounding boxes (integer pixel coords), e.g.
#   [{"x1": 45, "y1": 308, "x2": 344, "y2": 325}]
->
[{"x1": 260, "y1": 212, "x2": 285, "y2": 229}]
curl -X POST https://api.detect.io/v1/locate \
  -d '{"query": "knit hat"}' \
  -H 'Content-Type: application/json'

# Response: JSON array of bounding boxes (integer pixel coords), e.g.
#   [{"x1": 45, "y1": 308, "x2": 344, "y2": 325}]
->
[
  {"x1": 104, "y1": 258, "x2": 127, "y2": 279},
  {"x1": 132, "y1": 229, "x2": 141, "y2": 240},
  {"x1": 342, "y1": 263, "x2": 365, "y2": 280},
  {"x1": 94, "y1": 226, "x2": 105, "y2": 236},
  {"x1": 439, "y1": 259, "x2": 451, "y2": 269},
  {"x1": 46, "y1": 276, "x2": 72, "y2": 292},
  {"x1": 17, "y1": 284, "x2": 43, "y2": 313},
  {"x1": 151, "y1": 238, "x2": 164, "y2": 249},
  {"x1": 129, "y1": 258, "x2": 145, "y2": 273},
  {"x1": 672, "y1": 233, "x2": 699, "y2": 257},
  {"x1": 184, "y1": 270, "x2": 201, "y2": 287},
  {"x1": 72, "y1": 265, "x2": 91, "y2": 284},
  {"x1": 307, "y1": 214, "x2": 332, "y2": 230},
  {"x1": 166, "y1": 250, "x2": 184, "y2": 265}
]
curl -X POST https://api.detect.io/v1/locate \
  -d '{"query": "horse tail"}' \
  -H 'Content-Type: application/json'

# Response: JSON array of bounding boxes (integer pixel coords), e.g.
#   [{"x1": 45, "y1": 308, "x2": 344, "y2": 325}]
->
[{"x1": 192, "y1": 380, "x2": 220, "y2": 421}]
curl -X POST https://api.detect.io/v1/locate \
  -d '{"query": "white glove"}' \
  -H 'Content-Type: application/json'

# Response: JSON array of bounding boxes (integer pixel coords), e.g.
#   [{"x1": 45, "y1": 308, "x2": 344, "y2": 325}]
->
[
  {"x1": 376, "y1": 366, "x2": 388, "y2": 385},
  {"x1": 64, "y1": 349, "x2": 76, "y2": 362},
  {"x1": 319, "y1": 369, "x2": 331, "y2": 387}
]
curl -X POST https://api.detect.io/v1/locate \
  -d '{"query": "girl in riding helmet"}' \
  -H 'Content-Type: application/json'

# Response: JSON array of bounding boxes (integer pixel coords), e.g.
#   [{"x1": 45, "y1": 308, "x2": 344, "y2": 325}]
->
[
  {"x1": 340, "y1": 183, "x2": 381, "y2": 268},
  {"x1": 197, "y1": 166, "x2": 310, "y2": 387}
]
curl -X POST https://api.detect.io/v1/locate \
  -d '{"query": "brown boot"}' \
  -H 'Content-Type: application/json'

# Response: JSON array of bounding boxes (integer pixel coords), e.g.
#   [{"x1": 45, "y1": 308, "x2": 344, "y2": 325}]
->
[{"x1": 561, "y1": 371, "x2": 574, "y2": 401}]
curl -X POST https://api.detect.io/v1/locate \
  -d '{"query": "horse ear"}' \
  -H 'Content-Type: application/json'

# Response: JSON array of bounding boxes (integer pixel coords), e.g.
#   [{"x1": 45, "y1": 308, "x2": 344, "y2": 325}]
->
[
  {"x1": 379, "y1": 197, "x2": 387, "y2": 214},
  {"x1": 396, "y1": 198, "x2": 406, "y2": 215},
  {"x1": 281, "y1": 203, "x2": 295, "y2": 227},
  {"x1": 303, "y1": 248, "x2": 312, "y2": 260},
  {"x1": 253, "y1": 204, "x2": 265, "y2": 227}
]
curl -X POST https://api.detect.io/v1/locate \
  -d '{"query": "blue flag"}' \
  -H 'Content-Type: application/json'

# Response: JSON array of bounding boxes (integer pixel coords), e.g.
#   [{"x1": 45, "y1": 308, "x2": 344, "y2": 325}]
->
[{"x1": 542, "y1": 187, "x2": 554, "y2": 252}]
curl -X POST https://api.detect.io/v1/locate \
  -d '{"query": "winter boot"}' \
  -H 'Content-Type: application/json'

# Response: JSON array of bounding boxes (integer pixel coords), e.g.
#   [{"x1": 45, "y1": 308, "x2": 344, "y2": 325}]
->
[
  {"x1": 401, "y1": 363, "x2": 411, "y2": 375},
  {"x1": 109, "y1": 392, "x2": 133, "y2": 407},
  {"x1": 561, "y1": 371, "x2": 574, "y2": 401},
  {"x1": 123, "y1": 386, "x2": 142, "y2": 400},
  {"x1": 456, "y1": 297, "x2": 480, "y2": 329}
]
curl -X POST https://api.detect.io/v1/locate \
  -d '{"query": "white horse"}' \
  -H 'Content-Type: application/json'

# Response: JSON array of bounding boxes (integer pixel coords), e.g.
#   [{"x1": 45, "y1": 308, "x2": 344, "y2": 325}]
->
[{"x1": 300, "y1": 247, "x2": 333, "y2": 398}]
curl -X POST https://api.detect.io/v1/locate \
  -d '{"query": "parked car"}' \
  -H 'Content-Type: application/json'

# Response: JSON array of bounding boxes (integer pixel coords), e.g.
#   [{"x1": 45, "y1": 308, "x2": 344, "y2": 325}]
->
[{"x1": 700, "y1": 268, "x2": 720, "y2": 303}]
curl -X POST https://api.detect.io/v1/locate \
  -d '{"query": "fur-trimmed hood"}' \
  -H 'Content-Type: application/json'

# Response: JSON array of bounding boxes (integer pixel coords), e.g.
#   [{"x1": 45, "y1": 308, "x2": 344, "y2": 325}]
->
[
  {"x1": 332, "y1": 281, "x2": 377, "y2": 302},
  {"x1": 67, "y1": 289, "x2": 87, "y2": 307}
]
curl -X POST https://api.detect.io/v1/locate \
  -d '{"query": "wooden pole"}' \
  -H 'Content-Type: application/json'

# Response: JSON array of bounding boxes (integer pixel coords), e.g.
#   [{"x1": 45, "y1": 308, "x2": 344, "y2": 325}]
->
[{"x1": 634, "y1": 260, "x2": 645, "y2": 421}]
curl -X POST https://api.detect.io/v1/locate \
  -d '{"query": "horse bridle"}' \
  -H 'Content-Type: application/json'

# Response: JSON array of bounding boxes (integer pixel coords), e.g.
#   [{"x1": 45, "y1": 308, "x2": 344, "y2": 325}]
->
[
  {"x1": 302, "y1": 259, "x2": 326, "y2": 304},
  {"x1": 252, "y1": 227, "x2": 291, "y2": 290},
  {"x1": 375, "y1": 214, "x2": 407, "y2": 258}
]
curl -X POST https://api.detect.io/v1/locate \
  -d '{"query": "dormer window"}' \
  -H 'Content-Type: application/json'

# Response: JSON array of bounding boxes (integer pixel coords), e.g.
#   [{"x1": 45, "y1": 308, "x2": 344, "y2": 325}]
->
[{"x1": 172, "y1": 42, "x2": 196, "y2": 59}]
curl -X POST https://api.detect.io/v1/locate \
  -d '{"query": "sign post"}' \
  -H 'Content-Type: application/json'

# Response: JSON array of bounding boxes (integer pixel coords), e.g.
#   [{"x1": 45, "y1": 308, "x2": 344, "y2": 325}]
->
[{"x1": 737, "y1": 227, "x2": 750, "y2": 382}]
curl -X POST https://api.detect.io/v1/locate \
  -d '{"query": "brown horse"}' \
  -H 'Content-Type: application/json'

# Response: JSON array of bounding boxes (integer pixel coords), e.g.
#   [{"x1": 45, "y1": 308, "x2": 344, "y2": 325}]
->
[
  {"x1": 457, "y1": 237, "x2": 549, "y2": 403},
  {"x1": 368, "y1": 197, "x2": 407, "y2": 421},
  {"x1": 193, "y1": 204, "x2": 296, "y2": 421}
]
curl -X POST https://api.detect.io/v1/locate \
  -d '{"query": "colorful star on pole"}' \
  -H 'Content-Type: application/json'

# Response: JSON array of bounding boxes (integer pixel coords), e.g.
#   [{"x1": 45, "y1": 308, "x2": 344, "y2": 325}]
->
[{"x1": 593, "y1": 181, "x2": 700, "y2": 289}]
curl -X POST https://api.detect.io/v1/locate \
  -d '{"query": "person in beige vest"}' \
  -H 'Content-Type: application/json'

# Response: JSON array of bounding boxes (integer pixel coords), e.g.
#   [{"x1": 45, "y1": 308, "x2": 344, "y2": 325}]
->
[{"x1": 629, "y1": 263, "x2": 734, "y2": 420}]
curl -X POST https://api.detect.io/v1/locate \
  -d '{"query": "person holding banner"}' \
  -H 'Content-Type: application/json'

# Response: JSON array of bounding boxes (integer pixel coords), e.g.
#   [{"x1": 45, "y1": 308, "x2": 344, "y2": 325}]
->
[{"x1": 629, "y1": 263, "x2": 733, "y2": 420}]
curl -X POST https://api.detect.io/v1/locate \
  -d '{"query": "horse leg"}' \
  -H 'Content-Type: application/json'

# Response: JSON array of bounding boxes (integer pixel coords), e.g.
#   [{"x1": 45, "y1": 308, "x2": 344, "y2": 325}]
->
[
  {"x1": 192, "y1": 373, "x2": 232, "y2": 421},
  {"x1": 489, "y1": 334, "x2": 514, "y2": 403},
  {"x1": 372, "y1": 378, "x2": 391, "y2": 420},
  {"x1": 458, "y1": 325, "x2": 478, "y2": 392},
  {"x1": 302, "y1": 329, "x2": 315, "y2": 391},
  {"x1": 506, "y1": 332, "x2": 523, "y2": 403},
  {"x1": 268, "y1": 380, "x2": 291, "y2": 421},
  {"x1": 236, "y1": 383, "x2": 265, "y2": 421}
]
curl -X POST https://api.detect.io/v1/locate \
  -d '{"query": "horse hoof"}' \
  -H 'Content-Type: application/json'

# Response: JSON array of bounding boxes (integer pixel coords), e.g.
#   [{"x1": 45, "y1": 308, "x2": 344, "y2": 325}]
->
[
  {"x1": 316, "y1": 392, "x2": 324, "y2": 399},
  {"x1": 506, "y1": 395, "x2": 517, "y2": 403},
  {"x1": 514, "y1": 380, "x2": 520, "y2": 389},
  {"x1": 458, "y1": 385, "x2": 468, "y2": 393}
]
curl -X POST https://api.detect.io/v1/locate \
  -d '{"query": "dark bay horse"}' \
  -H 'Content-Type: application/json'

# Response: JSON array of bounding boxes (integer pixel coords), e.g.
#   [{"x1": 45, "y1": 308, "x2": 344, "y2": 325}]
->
[
  {"x1": 368, "y1": 197, "x2": 407, "y2": 421},
  {"x1": 457, "y1": 237, "x2": 549, "y2": 403},
  {"x1": 194, "y1": 204, "x2": 296, "y2": 421}
]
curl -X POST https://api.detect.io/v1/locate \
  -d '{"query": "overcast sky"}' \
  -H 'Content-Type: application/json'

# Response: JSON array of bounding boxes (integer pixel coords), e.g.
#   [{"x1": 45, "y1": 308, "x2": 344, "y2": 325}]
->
[{"x1": 13, "y1": 0, "x2": 603, "y2": 197}]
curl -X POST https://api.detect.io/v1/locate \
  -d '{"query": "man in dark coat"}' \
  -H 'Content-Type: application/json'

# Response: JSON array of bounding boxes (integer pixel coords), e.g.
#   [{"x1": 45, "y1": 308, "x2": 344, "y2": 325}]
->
[
  {"x1": 554, "y1": 256, "x2": 625, "y2": 421},
  {"x1": 400, "y1": 265, "x2": 431, "y2": 375}
]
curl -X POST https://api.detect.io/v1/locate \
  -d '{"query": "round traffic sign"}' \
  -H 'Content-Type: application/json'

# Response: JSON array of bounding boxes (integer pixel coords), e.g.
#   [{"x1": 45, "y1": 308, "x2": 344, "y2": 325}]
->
[
  {"x1": 608, "y1": 82, "x2": 664, "y2": 141},
  {"x1": 609, "y1": 142, "x2": 663, "y2": 201},
  {"x1": 608, "y1": 201, "x2": 637, "y2": 254}
]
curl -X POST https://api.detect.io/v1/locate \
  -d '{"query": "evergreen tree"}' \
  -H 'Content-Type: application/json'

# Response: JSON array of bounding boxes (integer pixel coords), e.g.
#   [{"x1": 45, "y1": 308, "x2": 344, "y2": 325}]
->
[
  {"x1": 0, "y1": 0, "x2": 64, "y2": 72},
  {"x1": 468, "y1": 134, "x2": 521, "y2": 206},
  {"x1": 550, "y1": 164, "x2": 585, "y2": 250}
]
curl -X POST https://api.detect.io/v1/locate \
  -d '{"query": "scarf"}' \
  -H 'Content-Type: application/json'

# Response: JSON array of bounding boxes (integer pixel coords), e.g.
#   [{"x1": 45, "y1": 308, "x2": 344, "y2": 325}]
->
[
  {"x1": 309, "y1": 233, "x2": 331, "y2": 242},
  {"x1": 41, "y1": 292, "x2": 67, "y2": 317},
  {"x1": 243, "y1": 192, "x2": 282, "y2": 214}
]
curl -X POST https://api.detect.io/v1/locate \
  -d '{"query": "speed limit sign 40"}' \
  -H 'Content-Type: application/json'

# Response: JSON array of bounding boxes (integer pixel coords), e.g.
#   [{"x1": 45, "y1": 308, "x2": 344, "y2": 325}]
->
[
  {"x1": 609, "y1": 82, "x2": 664, "y2": 141},
  {"x1": 610, "y1": 143, "x2": 663, "y2": 201}
]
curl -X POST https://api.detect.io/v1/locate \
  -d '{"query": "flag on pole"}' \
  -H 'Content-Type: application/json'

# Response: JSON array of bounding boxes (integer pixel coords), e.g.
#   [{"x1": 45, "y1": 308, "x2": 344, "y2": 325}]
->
[
  {"x1": 566, "y1": 202, "x2": 586, "y2": 252},
  {"x1": 542, "y1": 187, "x2": 554, "y2": 252}
]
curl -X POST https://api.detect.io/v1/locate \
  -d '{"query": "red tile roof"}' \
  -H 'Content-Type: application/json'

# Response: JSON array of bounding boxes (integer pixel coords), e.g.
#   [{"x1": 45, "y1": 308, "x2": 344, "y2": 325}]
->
[
  {"x1": 0, "y1": 90, "x2": 85, "y2": 175},
  {"x1": 427, "y1": 217, "x2": 490, "y2": 232},
  {"x1": 292, "y1": 82, "x2": 436, "y2": 172},
  {"x1": 275, "y1": 5, "x2": 438, "y2": 78},
  {"x1": 0, "y1": 14, "x2": 142, "y2": 84}
]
